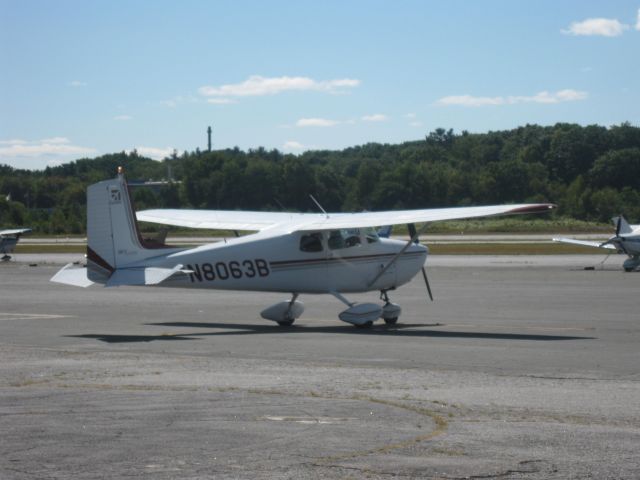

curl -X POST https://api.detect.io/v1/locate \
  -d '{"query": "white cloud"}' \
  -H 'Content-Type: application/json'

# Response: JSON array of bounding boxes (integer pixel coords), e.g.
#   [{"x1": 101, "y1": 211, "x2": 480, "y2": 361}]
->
[
  {"x1": 436, "y1": 95, "x2": 505, "y2": 107},
  {"x1": 199, "y1": 75, "x2": 360, "y2": 99},
  {"x1": 68, "y1": 80, "x2": 87, "y2": 87},
  {"x1": 283, "y1": 140, "x2": 306, "y2": 151},
  {"x1": 159, "y1": 95, "x2": 199, "y2": 108},
  {"x1": 114, "y1": 115, "x2": 132, "y2": 121},
  {"x1": 436, "y1": 89, "x2": 588, "y2": 107},
  {"x1": 361, "y1": 114, "x2": 388, "y2": 122},
  {"x1": 40, "y1": 137, "x2": 72, "y2": 144},
  {"x1": 206, "y1": 98, "x2": 237, "y2": 105},
  {"x1": 409, "y1": 121, "x2": 423, "y2": 127},
  {"x1": 507, "y1": 89, "x2": 588, "y2": 104},
  {"x1": 405, "y1": 113, "x2": 417, "y2": 119},
  {"x1": 131, "y1": 146, "x2": 181, "y2": 160},
  {"x1": 562, "y1": 18, "x2": 629, "y2": 36},
  {"x1": 296, "y1": 118, "x2": 341, "y2": 127},
  {"x1": 0, "y1": 138, "x2": 96, "y2": 158},
  {"x1": 636, "y1": 8, "x2": 640, "y2": 30}
]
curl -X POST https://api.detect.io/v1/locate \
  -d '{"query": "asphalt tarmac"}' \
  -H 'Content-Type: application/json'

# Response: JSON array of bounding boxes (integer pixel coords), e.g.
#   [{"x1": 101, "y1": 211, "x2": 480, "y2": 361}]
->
[{"x1": 1, "y1": 255, "x2": 638, "y2": 479}]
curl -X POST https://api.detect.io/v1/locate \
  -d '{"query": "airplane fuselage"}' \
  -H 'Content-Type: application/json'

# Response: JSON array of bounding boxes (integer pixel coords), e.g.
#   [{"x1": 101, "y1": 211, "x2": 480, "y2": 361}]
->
[{"x1": 132, "y1": 230, "x2": 427, "y2": 294}]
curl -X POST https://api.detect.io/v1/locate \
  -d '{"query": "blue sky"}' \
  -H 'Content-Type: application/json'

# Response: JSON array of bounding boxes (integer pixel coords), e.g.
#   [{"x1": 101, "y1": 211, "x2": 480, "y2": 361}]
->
[{"x1": 1, "y1": 0, "x2": 639, "y2": 170}]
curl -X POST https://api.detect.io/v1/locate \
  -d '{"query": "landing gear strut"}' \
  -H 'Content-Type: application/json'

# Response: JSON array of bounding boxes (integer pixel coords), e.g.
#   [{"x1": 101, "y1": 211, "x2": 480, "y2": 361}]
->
[
  {"x1": 260, "y1": 293, "x2": 304, "y2": 326},
  {"x1": 380, "y1": 290, "x2": 402, "y2": 325}
]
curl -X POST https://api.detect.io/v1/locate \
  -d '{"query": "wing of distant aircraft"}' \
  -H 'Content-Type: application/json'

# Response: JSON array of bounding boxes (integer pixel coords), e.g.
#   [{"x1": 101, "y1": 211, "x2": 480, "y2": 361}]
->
[
  {"x1": 0, "y1": 228, "x2": 32, "y2": 237},
  {"x1": 137, "y1": 204, "x2": 554, "y2": 233},
  {"x1": 0, "y1": 228, "x2": 31, "y2": 260},
  {"x1": 552, "y1": 238, "x2": 617, "y2": 250},
  {"x1": 553, "y1": 215, "x2": 640, "y2": 272}
]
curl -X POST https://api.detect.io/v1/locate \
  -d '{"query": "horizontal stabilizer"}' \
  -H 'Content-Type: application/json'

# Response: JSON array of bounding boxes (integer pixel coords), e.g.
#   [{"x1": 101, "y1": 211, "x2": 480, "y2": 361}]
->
[
  {"x1": 50, "y1": 263, "x2": 94, "y2": 288},
  {"x1": 106, "y1": 264, "x2": 187, "y2": 287},
  {"x1": 553, "y1": 238, "x2": 617, "y2": 250}
]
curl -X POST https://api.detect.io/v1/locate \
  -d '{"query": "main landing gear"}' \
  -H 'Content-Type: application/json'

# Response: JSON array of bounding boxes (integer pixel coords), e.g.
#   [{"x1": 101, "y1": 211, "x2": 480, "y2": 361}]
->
[
  {"x1": 260, "y1": 293, "x2": 304, "y2": 326},
  {"x1": 261, "y1": 290, "x2": 404, "y2": 328},
  {"x1": 623, "y1": 256, "x2": 640, "y2": 272}
]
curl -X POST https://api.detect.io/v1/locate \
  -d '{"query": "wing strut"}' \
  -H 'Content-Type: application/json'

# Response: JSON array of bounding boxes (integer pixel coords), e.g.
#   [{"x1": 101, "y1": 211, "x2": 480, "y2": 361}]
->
[
  {"x1": 368, "y1": 222, "x2": 430, "y2": 289},
  {"x1": 408, "y1": 223, "x2": 433, "y2": 301}
]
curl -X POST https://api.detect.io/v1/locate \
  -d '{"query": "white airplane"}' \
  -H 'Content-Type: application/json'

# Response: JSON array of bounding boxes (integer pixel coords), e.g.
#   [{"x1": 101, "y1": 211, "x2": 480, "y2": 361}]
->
[
  {"x1": 51, "y1": 169, "x2": 554, "y2": 327},
  {"x1": 1, "y1": 228, "x2": 31, "y2": 261},
  {"x1": 554, "y1": 216, "x2": 640, "y2": 272}
]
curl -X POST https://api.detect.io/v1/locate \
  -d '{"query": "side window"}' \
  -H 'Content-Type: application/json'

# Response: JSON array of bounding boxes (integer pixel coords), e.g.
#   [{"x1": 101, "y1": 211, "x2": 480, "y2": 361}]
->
[
  {"x1": 328, "y1": 229, "x2": 362, "y2": 250},
  {"x1": 328, "y1": 230, "x2": 344, "y2": 250},
  {"x1": 300, "y1": 233, "x2": 323, "y2": 252}
]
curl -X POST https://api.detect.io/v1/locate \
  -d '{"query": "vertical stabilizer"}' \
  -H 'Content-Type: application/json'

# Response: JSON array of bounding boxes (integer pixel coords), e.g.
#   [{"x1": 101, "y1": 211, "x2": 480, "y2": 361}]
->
[
  {"x1": 612, "y1": 216, "x2": 633, "y2": 236},
  {"x1": 86, "y1": 171, "x2": 178, "y2": 282}
]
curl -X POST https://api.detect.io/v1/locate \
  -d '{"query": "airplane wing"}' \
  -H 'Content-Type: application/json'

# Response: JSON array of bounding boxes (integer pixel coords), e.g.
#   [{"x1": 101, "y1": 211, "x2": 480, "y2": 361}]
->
[
  {"x1": 136, "y1": 209, "x2": 316, "y2": 231},
  {"x1": 137, "y1": 204, "x2": 554, "y2": 232},
  {"x1": 552, "y1": 238, "x2": 617, "y2": 250},
  {"x1": 0, "y1": 228, "x2": 31, "y2": 237}
]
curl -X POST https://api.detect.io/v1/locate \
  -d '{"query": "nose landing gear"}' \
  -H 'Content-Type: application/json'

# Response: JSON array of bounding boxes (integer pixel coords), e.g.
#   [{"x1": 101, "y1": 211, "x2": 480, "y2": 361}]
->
[{"x1": 380, "y1": 290, "x2": 402, "y2": 325}]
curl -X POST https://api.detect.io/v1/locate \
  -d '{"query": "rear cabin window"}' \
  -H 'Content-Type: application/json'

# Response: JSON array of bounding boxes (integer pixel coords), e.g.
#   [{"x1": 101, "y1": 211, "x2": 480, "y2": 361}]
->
[{"x1": 300, "y1": 233, "x2": 324, "y2": 252}]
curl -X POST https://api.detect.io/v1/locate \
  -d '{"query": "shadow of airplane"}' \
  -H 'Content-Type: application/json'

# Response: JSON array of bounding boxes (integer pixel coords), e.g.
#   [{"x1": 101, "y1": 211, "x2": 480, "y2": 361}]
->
[
  {"x1": 66, "y1": 321, "x2": 596, "y2": 344},
  {"x1": 128, "y1": 321, "x2": 595, "y2": 342},
  {"x1": 66, "y1": 333, "x2": 199, "y2": 343}
]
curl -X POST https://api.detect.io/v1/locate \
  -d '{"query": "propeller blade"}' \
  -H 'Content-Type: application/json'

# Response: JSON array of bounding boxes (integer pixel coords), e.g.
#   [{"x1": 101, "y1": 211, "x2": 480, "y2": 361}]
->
[
  {"x1": 407, "y1": 223, "x2": 419, "y2": 244},
  {"x1": 421, "y1": 266, "x2": 434, "y2": 301}
]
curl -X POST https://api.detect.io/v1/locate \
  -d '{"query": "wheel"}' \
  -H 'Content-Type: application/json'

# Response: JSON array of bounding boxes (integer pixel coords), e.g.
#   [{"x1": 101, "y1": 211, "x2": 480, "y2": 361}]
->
[
  {"x1": 383, "y1": 317, "x2": 398, "y2": 325},
  {"x1": 277, "y1": 318, "x2": 295, "y2": 326},
  {"x1": 355, "y1": 321, "x2": 373, "y2": 329}
]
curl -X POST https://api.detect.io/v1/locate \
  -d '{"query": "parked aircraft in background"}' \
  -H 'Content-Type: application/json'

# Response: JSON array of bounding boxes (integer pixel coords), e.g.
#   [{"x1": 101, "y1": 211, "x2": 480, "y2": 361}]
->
[
  {"x1": 554, "y1": 216, "x2": 640, "y2": 272},
  {"x1": 1, "y1": 228, "x2": 31, "y2": 260},
  {"x1": 52, "y1": 169, "x2": 554, "y2": 327}
]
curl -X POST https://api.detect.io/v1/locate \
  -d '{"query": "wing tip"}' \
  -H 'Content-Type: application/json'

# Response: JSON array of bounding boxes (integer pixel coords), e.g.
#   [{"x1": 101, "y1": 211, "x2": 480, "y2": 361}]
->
[{"x1": 508, "y1": 204, "x2": 556, "y2": 215}]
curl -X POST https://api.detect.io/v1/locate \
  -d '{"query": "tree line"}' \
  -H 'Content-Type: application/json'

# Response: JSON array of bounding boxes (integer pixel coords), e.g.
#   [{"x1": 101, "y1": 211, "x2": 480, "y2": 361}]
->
[{"x1": 1, "y1": 122, "x2": 639, "y2": 234}]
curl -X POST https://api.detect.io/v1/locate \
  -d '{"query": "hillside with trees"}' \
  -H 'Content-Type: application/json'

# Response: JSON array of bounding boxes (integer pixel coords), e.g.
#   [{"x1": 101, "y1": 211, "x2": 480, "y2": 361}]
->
[{"x1": 1, "y1": 122, "x2": 639, "y2": 234}]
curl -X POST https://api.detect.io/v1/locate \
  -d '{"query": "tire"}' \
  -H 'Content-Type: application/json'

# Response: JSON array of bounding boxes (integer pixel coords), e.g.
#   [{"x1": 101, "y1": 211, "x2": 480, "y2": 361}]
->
[
  {"x1": 277, "y1": 319, "x2": 295, "y2": 326},
  {"x1": 355, "y1": 321, "x2": 373, "y2": 329},
  {"x1": 383, "y1": 317, "x2": 398, "y2": 325}
]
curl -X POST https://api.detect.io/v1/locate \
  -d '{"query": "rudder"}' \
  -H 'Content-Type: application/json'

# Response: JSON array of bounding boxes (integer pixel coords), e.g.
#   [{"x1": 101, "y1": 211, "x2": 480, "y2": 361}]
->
[{"x1": 86, "y1": 170, "x2": 177, "y2": 282}]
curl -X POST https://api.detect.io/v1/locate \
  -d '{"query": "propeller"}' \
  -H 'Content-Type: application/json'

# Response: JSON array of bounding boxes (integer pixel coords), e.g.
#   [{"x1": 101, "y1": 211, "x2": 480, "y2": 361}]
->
[{"x1": 408, "y1": 223, "x2": 433, "y2": 301}]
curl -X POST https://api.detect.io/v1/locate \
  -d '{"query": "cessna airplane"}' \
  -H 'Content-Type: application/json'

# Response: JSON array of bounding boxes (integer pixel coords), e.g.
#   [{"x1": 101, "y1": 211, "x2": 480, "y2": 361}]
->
[
  {"x1": 51, "y1": 169, "x2": 554, "y2": 327},
  {"x1": 554, "y1": 216, "x2": 640, "y2": 272},
  {"x1": 1, "y1": 228, "x2": 31, "y2": 261}
]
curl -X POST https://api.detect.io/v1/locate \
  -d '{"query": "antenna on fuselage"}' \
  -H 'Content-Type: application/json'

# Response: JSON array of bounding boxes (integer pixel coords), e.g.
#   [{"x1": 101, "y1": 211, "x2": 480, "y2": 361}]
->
[{"x1": 309, "y1": 194, "x2": 329, "y2": 219}]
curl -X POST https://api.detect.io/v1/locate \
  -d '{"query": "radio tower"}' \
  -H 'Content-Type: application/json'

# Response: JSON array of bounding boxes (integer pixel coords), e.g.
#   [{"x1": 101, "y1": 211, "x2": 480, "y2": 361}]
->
[{"x1": 207, "y1": 126, "x2": 212, "y2": 152}]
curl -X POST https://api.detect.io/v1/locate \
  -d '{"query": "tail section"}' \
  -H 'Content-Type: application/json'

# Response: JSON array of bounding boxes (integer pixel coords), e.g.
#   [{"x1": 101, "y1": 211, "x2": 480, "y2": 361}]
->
[
  {"x1": 86, "y1": 170, "x2": 179, "y2": 283},
  {"x1": 612, "y1": 216, "x2": 633, "y2": 236}
]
